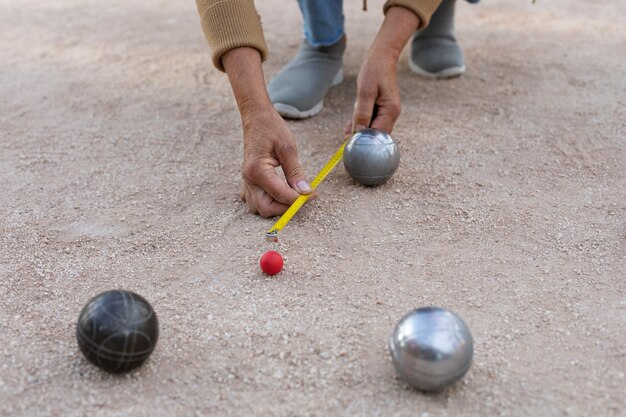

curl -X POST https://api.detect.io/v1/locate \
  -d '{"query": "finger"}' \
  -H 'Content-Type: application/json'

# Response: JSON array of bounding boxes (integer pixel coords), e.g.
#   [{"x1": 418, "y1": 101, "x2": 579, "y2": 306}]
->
[
  {"x1": 370, "y1": 102, "x2": 400, "y2": 134},
  {"x1": 243, "y1": 160, "x2": 301, "y2": 206},
  {"x1": 242, "y1": 185, "x2": 257, "y2": 214},
  {"x1": 254, "y1": 166, "x2": 301, "y2": 206},
  {"x1": 275, "y1": 141, "x2": 312, "y2": 195},
  {"x1": 306, "y1": 191, "x2": 319, "y2": 203},
  {"x1": 370, "y1": 117, "x2": 394, "y2": 134},
  {"x1": 344, "y1": 121, "x2": 353, "y2": 137},
  {"x1": 247, "y1": 184, "x2": 291, "y2": 218},
  {"x1": 352, "y1": 91, "x2": 377, "y2": 133},
  {"x1": 247, "y1": 182, "x2": 318, "y2": 219}
]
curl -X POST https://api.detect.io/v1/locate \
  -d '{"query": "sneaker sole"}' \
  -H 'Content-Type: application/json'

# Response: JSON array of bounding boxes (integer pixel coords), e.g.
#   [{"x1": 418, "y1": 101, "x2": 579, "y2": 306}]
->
[
  {"x1": 408, "y1": 55, "x2": 465, "y2": 79},
  {"x1": 273, "y1": 67, "x2": 344, "y2": 119}
]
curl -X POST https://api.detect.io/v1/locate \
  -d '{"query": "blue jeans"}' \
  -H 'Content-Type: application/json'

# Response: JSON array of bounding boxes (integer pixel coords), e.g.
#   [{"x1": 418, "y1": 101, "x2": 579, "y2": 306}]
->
[
  {"x1": 298, "y1": 0, "x2": 344, "y2": 47},
  {"x1": 298, "y1": 0, "x2": 478, "y2": 47}
]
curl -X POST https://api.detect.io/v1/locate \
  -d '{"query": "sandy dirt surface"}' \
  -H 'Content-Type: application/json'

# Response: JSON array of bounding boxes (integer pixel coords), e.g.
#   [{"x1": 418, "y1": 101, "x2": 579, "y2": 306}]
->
[{"x1": 1, "y1": 0, "x2": 625, "y2": 416}]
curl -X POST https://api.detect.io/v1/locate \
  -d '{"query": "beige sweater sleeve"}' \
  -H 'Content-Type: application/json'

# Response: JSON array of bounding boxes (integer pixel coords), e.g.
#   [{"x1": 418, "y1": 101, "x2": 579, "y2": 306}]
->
[
  {"x1": 195, "y1": 0, "x2": 442, "y2": 72},
  {"x1": 383, "y1": 0, "x2": 442, "y2": 29},
  {"x1": 195, "y1": 0, "x2": 269, "y2": 72}
]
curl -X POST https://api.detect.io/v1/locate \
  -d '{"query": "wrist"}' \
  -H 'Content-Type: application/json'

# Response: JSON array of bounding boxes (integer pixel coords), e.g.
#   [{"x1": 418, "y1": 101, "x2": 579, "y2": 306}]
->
[
  {"x1": 222, "y1": 47, "x2": 273, "y2": 121},
  {"x1": 241, "y1": 107, "x2": 275, "y2": 131},
  {"x1": 374, "y1": 6, "x2": 421, "y2": 59},
  {"x1": 239, "y1": 97, "x2": 274, "y2": 123},
  {"x1": 369, "y1": 41, "x2": 402, "y2": 64}
]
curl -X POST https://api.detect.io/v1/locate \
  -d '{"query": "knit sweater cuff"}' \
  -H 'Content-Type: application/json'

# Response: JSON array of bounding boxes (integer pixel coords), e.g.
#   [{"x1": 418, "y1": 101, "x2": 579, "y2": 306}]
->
[
  {"x1": 197, "y1": 0, "x2": 269, "y2": 72},
  {"x1": 383, "y1": 0, "x2": 442, "y2": 30}
]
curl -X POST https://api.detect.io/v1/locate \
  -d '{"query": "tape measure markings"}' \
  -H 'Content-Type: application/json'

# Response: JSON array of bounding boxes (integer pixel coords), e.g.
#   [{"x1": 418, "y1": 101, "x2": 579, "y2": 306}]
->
[{"x1": 265, "y1": 140, "x2": 346, "y2": 241}]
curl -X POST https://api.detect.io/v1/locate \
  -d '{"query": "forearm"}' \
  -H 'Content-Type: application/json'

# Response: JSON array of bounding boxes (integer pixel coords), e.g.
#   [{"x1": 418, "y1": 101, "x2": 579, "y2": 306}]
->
[
  {"x1": 222, "y1": 47, "x2": 272, "y2": 122},
  {"x1": 195, "y1": 0, "x2": 269, "y2": 71},
  {"x1": 383, "y1": 0, "x2": 441, "y2": 30},
  {"x1": 371, "y1": 6, "x2": 421, "y2": 61}
]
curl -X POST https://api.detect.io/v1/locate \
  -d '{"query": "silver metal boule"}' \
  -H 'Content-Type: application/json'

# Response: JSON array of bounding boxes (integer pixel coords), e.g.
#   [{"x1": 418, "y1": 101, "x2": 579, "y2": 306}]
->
[
  {"x1": 389, "y1": 307, "x2": 473, "y2": 392},
  {"x1": 343, "y1": 128, "x2": 400, "y2": 186}
]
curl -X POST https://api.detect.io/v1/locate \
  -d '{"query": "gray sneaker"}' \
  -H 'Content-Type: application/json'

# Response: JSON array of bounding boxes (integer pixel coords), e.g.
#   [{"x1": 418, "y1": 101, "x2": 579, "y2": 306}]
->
[
  {"x1": 409, "y1": 0, "x2": 465, "y2": 78},
  {"x1": 268, "y1": 38, "x2": 345, "y2": 119}
]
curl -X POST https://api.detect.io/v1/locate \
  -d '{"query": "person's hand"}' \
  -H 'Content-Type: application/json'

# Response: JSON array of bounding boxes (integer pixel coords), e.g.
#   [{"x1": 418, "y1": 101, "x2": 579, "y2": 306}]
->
[
  {"x1": 240, "y1": 108, "x2": 314, "y2": 217},
  {"x1": 221, "y1": 47, "x2": 313, "y2": 217},
  {"x1": 343, "y1": 6, "x2": 421, "y2": 136},
  {"x1": 344, "y1": 47, "x2": 400, "y2": 136}
]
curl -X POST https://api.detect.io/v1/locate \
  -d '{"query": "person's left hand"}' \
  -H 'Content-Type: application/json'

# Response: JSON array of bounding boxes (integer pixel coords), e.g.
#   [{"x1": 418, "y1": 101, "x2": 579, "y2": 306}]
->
[
  {"x1": 344, "y1": 46, "x2": 401, "y2": 136},
  {"x1": 343, "y1": 6, "x2": 420, "y2": 137}
]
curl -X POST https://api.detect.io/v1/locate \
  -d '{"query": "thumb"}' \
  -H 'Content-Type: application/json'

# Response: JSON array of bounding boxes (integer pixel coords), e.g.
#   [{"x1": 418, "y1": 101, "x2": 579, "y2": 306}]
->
[
  {"x1": 352, "y1": 94, "x2": 376, "y2": 133},
  {"x1": 276, "y1": 142, "x2": 312, "y2": 195}
]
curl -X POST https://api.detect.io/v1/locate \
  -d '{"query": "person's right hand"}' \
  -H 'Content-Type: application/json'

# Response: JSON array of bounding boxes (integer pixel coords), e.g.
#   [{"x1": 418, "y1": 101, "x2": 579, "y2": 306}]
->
[
  {"x1": 240, "y1": 108, "x2": 313, "y2": 217},
  {"x1": 221, "y1": 46, "x2": 313, "y2": 217}
]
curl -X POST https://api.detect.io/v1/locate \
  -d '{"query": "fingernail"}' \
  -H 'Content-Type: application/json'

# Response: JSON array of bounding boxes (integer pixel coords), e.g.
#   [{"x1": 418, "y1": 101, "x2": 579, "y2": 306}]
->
[{"x1": 296, "y1": 180, "x2": 312, "y2": 194}]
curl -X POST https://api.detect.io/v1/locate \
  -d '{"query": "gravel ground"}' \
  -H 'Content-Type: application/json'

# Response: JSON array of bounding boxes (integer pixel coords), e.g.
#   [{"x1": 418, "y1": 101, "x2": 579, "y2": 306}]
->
[{"x1": 1, "y1": 0, "x2": 624, "y2": 416}]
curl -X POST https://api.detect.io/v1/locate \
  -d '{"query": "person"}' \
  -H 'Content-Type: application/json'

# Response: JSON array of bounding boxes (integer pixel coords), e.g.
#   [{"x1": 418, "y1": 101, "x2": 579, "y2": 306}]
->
[{"x1": 194, "y1": 0, "x2": 470, "y2": 217}]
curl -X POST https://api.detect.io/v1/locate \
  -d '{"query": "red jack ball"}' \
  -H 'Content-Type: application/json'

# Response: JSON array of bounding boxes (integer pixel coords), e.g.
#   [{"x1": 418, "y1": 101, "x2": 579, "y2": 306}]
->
[{"x1": 260, "y1": 251, "x2": 283, "y2": 276}]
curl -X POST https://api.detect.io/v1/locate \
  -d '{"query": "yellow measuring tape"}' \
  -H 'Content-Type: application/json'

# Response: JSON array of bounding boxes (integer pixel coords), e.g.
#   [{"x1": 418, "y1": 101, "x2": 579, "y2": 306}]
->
[{"x1": 266, "y1": 140, "x2": 347, "y2": 242}]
